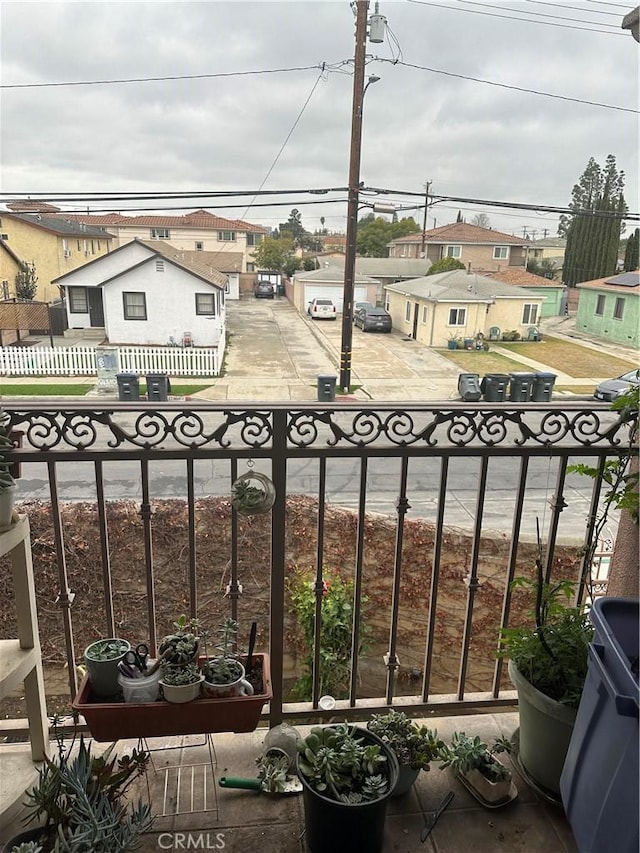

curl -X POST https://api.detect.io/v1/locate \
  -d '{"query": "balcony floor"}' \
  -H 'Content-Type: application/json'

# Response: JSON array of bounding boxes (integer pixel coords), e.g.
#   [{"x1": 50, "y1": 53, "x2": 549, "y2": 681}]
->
[{"x1": 1, "y1": 711, "x2": 578, "y2": 852}]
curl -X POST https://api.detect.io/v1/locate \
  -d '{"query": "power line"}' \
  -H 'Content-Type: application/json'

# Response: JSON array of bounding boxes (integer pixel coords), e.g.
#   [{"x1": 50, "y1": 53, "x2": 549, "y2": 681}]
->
[
  {"x1": 585, "y1": 0, "x2": 634, "y2": 8},
  {"x1": 454, "y1": 0, "x2": 622, "y2": 28},
  {"x1": 384, "y1": 59, "x2": 638, "y2": 113},
  {"x1": 525, "y1": 0, "x2": 623, "y2": 17},
  {"x1": 406, "y1": 0, "x2": 627, "y2": 35},
  {"x1": 1, "y1": 188, "x2": 349, "y2": 203}
]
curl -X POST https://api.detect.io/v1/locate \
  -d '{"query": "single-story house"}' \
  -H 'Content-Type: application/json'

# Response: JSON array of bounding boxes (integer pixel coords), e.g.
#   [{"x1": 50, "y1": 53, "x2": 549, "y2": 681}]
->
[
  {"x1": 477, "y1": 267, "x2": 566, "y2": 317},
  {"x1": 165, "y1": 248, "x2": 242, "y2": 299},
  {"x1": 384, "y1": 270, "x2": 545, "y2": 347},
  {"x1": 52, "y1": 238, "x2": 227, "y2": 347},
  {"x1": 575, "y1": 271, "x2": 639, "y2": 348},
  {"x1": 291, "y1": 265, "x2": 380, "y2": 313}
]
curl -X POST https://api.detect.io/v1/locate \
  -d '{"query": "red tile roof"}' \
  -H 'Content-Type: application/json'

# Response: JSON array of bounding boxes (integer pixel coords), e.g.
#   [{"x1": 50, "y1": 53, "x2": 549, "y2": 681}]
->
[
  {"x1": 390, "y1": 222, "x2": 529, "y2": 246},
  {"x1": 477, "y1": 268, "x2": 560, "y2": 287},
  {"x1": 59, "y1": 210, "x2": 267, "y2": 232}
]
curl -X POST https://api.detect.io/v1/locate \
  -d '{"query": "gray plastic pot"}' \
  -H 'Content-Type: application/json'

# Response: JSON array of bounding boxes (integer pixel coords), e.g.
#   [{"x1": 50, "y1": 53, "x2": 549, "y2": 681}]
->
[{"x1": 84, "y1": 638, "x2": 131, "y2": 698}]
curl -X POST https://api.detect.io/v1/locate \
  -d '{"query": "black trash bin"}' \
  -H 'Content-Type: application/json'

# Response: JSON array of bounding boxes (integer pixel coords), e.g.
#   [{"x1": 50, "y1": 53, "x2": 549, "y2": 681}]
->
[
  {"x1": 458, "y1": 373, "x2": 482, "y2": 402},
  {"x1": 509, "y1": 372, "x2": 535, "y2": 402},
  {"x1": 531, "y1": 372, "x2": 557, "y2": 402},
  {"x1": 146, "y1": 373, "x2": 171, "y2": 402},
  {"x1": 317, "y1": 375, "x2": 337, "y2": 402},
  {"x1": 116, "y1": 373, "x2": 140, "y2": 402},
  {"x1": 480, "y1": 373, "x2": 509, "y2": 402}
]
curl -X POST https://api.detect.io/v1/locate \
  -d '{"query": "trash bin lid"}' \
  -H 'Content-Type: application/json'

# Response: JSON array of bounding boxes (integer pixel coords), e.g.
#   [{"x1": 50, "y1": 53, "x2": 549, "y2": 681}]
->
[
  {"x1": 534, "y1": 372, "x2": 557, "y2": 379},
  {"x1": 484, "y1": 373, "x2": 510, "y2": 380},
  {"x1": 458, "y1": 373, "x2": 480, "y2": 379},
  {"x1": 509, "y1": 372, "x2": 535, "y2": 378},
  {"x1": 117, "y1": 373, "x2": 138, "y2": 379}
]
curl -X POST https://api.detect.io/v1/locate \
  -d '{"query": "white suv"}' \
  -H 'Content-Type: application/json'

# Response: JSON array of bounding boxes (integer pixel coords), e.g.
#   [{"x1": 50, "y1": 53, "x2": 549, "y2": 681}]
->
[{"x1": 307, "y1": 298, "x2": 337, "y2": 320}]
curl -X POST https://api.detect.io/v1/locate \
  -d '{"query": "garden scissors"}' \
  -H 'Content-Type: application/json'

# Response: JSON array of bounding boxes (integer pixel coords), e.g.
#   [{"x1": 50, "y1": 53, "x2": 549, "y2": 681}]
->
[{"x1": 123, "y1": 643, "x2": 149, "y2": 673}]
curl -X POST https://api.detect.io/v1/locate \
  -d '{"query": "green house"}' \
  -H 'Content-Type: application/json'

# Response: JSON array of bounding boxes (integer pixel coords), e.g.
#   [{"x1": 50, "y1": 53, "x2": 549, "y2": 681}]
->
[{"x1": 576, "y1": 272, "x2": 639, "y2": 348}]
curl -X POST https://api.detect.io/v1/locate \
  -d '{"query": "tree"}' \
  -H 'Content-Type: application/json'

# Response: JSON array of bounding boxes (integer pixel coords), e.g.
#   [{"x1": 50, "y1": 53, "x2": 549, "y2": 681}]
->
[
  {"x1": 560, "y1": 155, "x2": 627, "y2": 287},
  {"x1": 471, "y1": 213, "x2": 491, "y2": 229},
  {"x1": 356, "y1": 215, "x2": 420, "y2": 257},
  {"x1": 319, "y1": 216, "x2": 326, "y2": 235},
  {"x1": 251, "y1": 235, "x2": 296, "y2": 273},
  {"x1": 623, "y1": 228, "x2": 639, "y2": 271},
  {"x1": 456, "y1": 210, "x2": 463, "y2": 223},
  {"x1": 427, "y1": 257, "x2": 466, "y2": 275},
  {"x1": 15, "y1": 262, "x2": 38, "y2": 300}
]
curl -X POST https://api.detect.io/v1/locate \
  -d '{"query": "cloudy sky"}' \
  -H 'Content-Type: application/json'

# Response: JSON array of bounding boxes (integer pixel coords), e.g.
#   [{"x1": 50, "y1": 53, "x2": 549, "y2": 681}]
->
[{"x1": 1, "y1": 0, "x2": 638, "y2": 238}]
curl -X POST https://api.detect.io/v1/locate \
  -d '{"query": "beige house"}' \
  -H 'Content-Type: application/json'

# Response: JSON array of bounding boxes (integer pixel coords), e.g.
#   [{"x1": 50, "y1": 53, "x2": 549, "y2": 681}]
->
[
  {"x1": 387, "y1": 222, "x2": 530, "y2": 271},
  {"x1": 384, "y1": 270, "x2": 544, "y2": 346},
  {"x1": 291, "y1": 266, "x2": 379, "y2": 313},
  {"x1": 52, "y1": 208, "x2": 268, "y2": 274},
  {"x1": 0, "y1": 210, "x2": 112, "y2": 303}
]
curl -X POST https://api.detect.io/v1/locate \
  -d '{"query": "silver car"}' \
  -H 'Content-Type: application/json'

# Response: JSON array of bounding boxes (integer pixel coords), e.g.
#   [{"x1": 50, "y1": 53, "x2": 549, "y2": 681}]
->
[{"x1": 593, "y1": 370, "x2": 639, "y2": 402}]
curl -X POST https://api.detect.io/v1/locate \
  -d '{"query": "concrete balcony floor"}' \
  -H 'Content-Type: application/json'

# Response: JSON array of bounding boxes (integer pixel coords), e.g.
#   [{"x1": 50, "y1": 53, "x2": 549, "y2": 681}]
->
[{"x1": 0, "y1": 712, "x2": 577, "y2": 853}]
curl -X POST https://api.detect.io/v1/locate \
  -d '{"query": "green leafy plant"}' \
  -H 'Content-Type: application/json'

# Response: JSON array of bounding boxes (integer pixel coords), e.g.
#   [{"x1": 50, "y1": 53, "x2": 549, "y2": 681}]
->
[
  {"x1": 367, "y1": 711, "x2": 444, "y2": 770},
  {"x1": 159, "y1": 661, "x2": 202, "y2": 686},
  {"x1": 288, "y1": 571, "x2": 370, "y2": 700},
  {"x1": 439, "y1": 732, "x2": 512, "y2": 782},
  {"x1": 200, "y1": 618, "x2": 244, "y2": 684},
  {"x1": 0, "y1": 408, "x2": 16, "y2": 491},
  {"x1": 10, "y1": 843, "x2": 42, "y2": 853},
  {"x1": 230, "y1": 472, "x2": 275, "y2": 515},
  {"x1": 231, "y1": 479, "x2": 266, "y2": 510},
  {"x1": 256, "y1": 751, "x2": 289, "y2": 793},
  {"x1": 17, "y1": 715, "x2": 151, "y2": 852},
  {"x1": 159, "y1": 614, "x2": 199, "y2": 665},
  {"x1": 84, "y1": 639, "x2": 129, "y2": 662},
  {"x1": 297, "y1": 724, "x2": 390, "y2": 804}
]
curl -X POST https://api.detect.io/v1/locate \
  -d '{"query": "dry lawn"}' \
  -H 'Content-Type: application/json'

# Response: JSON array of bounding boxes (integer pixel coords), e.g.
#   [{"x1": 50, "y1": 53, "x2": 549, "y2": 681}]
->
[
  {"x1": 436, "y1": 350, "x2": 533, "y2": 375},
  {"x1": 499, "y1": 338, "x2": 636, "y2": 378}
]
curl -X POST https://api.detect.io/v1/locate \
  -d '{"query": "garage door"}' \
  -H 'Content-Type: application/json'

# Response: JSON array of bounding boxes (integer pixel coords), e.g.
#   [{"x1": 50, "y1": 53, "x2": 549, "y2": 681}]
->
[{"x1": 304, "y1": 285, "x2": 368, "y2": 313}]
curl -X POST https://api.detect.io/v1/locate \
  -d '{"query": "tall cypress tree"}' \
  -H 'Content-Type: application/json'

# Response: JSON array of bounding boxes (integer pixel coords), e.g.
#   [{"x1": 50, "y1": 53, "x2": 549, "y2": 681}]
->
[
  {"x1": 561, "y1": 156, "x2": 627, "y2": 286},
  {"x1": 623, "y1": 228, "x2": 639, "y2": 271}
]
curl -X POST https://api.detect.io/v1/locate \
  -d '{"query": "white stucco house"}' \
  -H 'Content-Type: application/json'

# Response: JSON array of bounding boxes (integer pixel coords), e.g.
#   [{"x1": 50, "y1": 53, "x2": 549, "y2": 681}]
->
[{"x1": 52, "y1": 239, "x2": 227, "y2": 347}]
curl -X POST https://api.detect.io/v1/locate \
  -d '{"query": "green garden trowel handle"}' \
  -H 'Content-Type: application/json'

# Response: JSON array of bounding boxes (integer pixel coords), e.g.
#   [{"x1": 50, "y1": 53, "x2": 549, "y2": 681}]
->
[{"x1": 219, "y1": 776, "x2": 263, "y2": 791}]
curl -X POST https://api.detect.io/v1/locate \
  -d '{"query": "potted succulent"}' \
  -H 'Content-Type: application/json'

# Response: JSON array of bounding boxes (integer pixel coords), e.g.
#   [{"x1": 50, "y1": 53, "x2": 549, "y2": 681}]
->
[
  {"x1": 3, "y1": 715, "x2": 152, "y2": 853},
  {"x1": 158, "y1": 614, "x2": 199, "y2": 665},
  {"x1": 0, "y1": 408, "x2": 17, "y2": 529},
  {"x1": 200, "y1": 618, "x2": 254, "y2": 698},
  {"x1": 296, "y1": 723, "x2": 399, "y2": 853},
  {"x1": 367, "y1": 710, "x2": 444, "y2": 795},
  {"x1": 439, "y1": 731, "x2": 515, "y2": 807},
  {"x1": 83, "y1": 637, "x2": 131, "y2": 698},
  {"x1": 159, "y1": 661, "x2": 204, "y2": 704},
  {"x1": 230, "y1": 471, "x2": 276, "y2": 516}
]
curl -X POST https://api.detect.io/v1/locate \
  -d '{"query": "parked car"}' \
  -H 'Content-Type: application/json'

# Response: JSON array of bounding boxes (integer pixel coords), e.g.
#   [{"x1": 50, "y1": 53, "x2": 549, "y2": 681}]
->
[
  {"x1": 352, "y1": 301, "x2": 374, "y2": 322},
  {"x1": 593, "y1": 370, "x2": 639, "y2": 402},
  {"x1": 354, "y1": 305, "x2": 392, "y2": 333},
  {"x1": 307, "y1": 298, "x2": 337, "y2": 320},
  {"x1": 254, "y1": 281, "x2": 275, "y2": 299}
]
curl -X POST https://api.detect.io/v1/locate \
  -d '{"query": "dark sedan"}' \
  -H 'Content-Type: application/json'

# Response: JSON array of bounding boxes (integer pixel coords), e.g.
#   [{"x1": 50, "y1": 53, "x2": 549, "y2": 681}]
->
[
  {"x1": 354, "y1": 306, "x2": 392, "y2": 332},
  {"x1": 593, "y1": 370, "x2": 639, "y2": 402},
  {"x1": 254, "y1": 281, "x2": 274, "y2": 299}
]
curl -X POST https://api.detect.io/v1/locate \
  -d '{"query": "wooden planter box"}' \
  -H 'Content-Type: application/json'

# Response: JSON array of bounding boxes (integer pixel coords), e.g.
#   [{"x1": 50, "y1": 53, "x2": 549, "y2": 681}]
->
[{"x1": 72, "y1": 653, "x2": 272, "y2": 742}]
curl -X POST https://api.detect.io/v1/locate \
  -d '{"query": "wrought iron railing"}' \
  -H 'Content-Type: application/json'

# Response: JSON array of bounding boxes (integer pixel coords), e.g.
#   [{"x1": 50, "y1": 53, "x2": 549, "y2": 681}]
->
[{"x1": 0, "y1": 400, "x2": 630, "y2": 729}]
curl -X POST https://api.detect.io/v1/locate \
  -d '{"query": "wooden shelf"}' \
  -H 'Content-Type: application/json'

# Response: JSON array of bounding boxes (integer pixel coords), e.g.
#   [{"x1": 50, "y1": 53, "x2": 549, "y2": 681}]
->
[{"x1": 0, "y1": 640, "x2": 40, "y2": 700}]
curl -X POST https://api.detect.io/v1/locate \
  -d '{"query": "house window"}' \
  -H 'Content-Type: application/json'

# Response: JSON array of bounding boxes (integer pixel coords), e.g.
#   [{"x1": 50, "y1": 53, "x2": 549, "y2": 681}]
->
[
  {"x1": 123, "y1": 292, "x2": 147, "y2": 320},
  {"x1": 195, "y1": 293, "x2": 216, "y2": 315},
  {"x1": 247, "y1": 233, "x2": 262, "y2": 247},
  {"x1": 195, "y1": 241, "x2": 204, "y2": 251},
  {"x1": 77, "y1": 240, "x2": 81, "y2": 251},
  {"x1": 522, "y1": 303, "x2": 539, "y2": 324},
  {"x1": 69, "y1": 288, "x2": 88, "y2": 313},
  {"x1": 595, "y1": 294, "x2": 606, "y2": 316},
  {"x1": 422, "y1": 306, "x2": 428, "y2": 324},
  {"x1": 443, "y1": 245, "x2": 462, "y2": 259},
  {"x1": 62, "y1": 239, "x2": 69, "y2": 251},
  {"x1": 218, "y1": 231, "x2": 236, "y2": 242},
  {"x1": 155, "y1": 260, "x2": 165, "y2": 272},
  {"x1": 405, "y1": 301, "x2": 411, "y2": 322},
  {"x1": 151, "y1": 228, "x2": 170, "y2": 239},
  {"x1": 91, "y1": 240, "x2": 95, "y2": 254},
  {"x1": 246, "y1": 263, "x2": 255, "y2": 273},
  {"x1": 1, "y1": 280, "x2": 9, "y2": 300},
  {"x1": 448, "y1": 307, "x2": 466, "y2": 326},
  {"x1": 493, "y1": 246, "x2": 509, "y2": 260},
  {"x1": 613, "y1": 297, "x2": 625, "y2": 320}
]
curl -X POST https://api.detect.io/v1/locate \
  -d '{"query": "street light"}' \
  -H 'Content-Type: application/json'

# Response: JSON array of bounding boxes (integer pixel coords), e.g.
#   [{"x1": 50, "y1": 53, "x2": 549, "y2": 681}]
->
[{"x1": 339, "y1": 1, "x2": 381, "y2": 393}]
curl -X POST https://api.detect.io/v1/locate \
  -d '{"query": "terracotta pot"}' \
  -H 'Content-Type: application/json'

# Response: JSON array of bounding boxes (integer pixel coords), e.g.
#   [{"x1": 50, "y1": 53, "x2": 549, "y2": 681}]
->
[{"x1": 72, "y1": 653, "x2": 272, "y2": 741}]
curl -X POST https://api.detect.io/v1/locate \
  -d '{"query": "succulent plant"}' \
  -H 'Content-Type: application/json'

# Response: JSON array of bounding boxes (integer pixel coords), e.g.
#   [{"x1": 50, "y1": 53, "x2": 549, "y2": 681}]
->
[
  {"x1": 200, "y1": 618, "x2": 243, "y2": 685},
  {"x1": 160, "y1": 661, "x2": 202, "y2": 686},
  {"x1": 367, "y1": 710, "x2": 444, "y2": 771},
  {"x1": 439, "y1": 732, "x2": 512, "y2": 783},
  {"x1": 0, "y1": 409, "x2": 16, "y2": 491},
  {"x1": 159, "y1": 614, "x2": 199, "y2": 665}
]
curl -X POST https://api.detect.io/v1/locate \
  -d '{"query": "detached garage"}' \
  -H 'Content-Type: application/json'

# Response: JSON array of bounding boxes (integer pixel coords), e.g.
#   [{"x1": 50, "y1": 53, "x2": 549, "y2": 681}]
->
[{"x1": 291, "y1": 265, "x2": 379, "y2": 314}]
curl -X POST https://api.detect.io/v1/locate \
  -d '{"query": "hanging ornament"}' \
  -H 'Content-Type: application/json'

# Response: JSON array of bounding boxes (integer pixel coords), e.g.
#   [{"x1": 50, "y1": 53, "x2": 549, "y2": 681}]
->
[{"x1": 231, "y1": 465, "x2": 276, "y2": 516}]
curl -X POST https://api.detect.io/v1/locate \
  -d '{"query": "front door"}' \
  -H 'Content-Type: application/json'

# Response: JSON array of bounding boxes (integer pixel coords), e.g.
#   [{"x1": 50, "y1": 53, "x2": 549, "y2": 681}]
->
[
  {"x1": 412, "y1": 303, "x2": 420, "y2": 339},
  {"x1": 88, "y1": 289, "x2": 104, "y2": 327}
]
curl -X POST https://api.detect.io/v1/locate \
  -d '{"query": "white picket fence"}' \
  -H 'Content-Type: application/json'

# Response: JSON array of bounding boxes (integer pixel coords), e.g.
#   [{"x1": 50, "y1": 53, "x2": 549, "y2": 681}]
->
[{"x1": 0, "y1": 333, "x2": 225, "y2": 378}]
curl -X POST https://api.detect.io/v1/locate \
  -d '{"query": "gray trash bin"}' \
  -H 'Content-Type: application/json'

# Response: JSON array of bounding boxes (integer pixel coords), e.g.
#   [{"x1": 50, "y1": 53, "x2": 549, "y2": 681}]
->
[
  {"x1": 509, "y1": 372, "x2": 535, "y2": 402},
  {"x1": 458, "y1": 373, "x2": 481, "y2": 402},
  {"x1": 531, "y1": 372, "x2": 557, "y2": 402},
  {"x1": 317, "y1": 375, "x2": 337, "y2": 402},
  {"x1": 146, "y1": 373, "x2": 171, "y2": 402},
  {"x1": 116, "y1": 373, "x2": 140, "y2": 402},
  {"x1": 480, "y1": 373, "x2": 509, "y2": 402}
]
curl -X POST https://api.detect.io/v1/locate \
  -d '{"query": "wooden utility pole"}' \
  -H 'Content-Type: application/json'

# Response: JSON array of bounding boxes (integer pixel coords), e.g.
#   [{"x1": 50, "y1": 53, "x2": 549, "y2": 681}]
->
[
  {"x1": 339, "y1": 0, "x2": 369, "y2": 394},
  {"x1": 420, "y1": 181, "x2": 431, "y2": 258}
]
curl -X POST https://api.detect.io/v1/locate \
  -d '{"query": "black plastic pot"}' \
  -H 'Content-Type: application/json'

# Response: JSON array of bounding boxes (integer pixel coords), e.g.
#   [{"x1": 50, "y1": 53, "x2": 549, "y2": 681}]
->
[
  {"x1": 297, "y1": 727, "x2": 399, "y2": 853},
  {"x1": 2, "y1": 827, "x2": 45, "y2": 853}
]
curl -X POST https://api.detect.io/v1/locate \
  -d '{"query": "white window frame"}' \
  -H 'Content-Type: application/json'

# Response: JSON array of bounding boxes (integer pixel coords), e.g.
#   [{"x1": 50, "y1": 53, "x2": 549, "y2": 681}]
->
[
  {"x1": 195, "y1": 241, "x2": 204, "y2": 251},
  {"x1": 493, "y1": 246, "x2": 509, "y2": 260},
  {"x1": 69, "y1": 287, "x2": 88, "y2": 313},
  {"x1": 443, "y1": 245, "x2": 462, "y2": 259},
  {"x1": 595, "y1": 294, "x2": 606, "y2": 316},
  {"x1": 422, "y1": 306, "x2": 428, "y2": 324},
  {"x1": 217, "y1": 230, "x2": 236, "y2": 242},
  {"x1": 448, "y1": 307, "x2": 466, "y2": 326},
  {"x1": 613, "y1": 297, "x2": 625, "y2": 320},
  {"x1": 522, "y1": 303, "x2": 539, "y2": 325},
  {"x1": 123, "y1": 291, "x2": 147, "y2": 321},
  {"x1": 151, "y1": 228, "x2": 170, "y2": 239},
  {"x1": 195, "y1": 293, "x2": 216, "y2": 316}
]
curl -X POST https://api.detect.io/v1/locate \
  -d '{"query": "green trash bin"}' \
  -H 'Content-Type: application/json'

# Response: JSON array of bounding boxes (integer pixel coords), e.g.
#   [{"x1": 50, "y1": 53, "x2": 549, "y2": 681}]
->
[
  {"x1": 317, "y1": 375, "x2": 337, "y2": 402},
  {"x1": 480, "y1": 374, "x2": 509, "y2": 402},
  {"x1": 531, "y1": 372, "x2": 557, "y2": 402},
  {"x1": 116, "y1": 373, "x2": 140, "y2": 402},
  {"x1": 509, "y1": 372, "x2": 535, "y2": 402}
]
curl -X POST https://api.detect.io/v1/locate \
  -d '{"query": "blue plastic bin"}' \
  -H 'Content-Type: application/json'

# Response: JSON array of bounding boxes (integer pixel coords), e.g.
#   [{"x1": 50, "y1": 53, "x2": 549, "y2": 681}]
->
[{"x1": 560, "y1": 597, "x2": 639, "y2": 853}]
